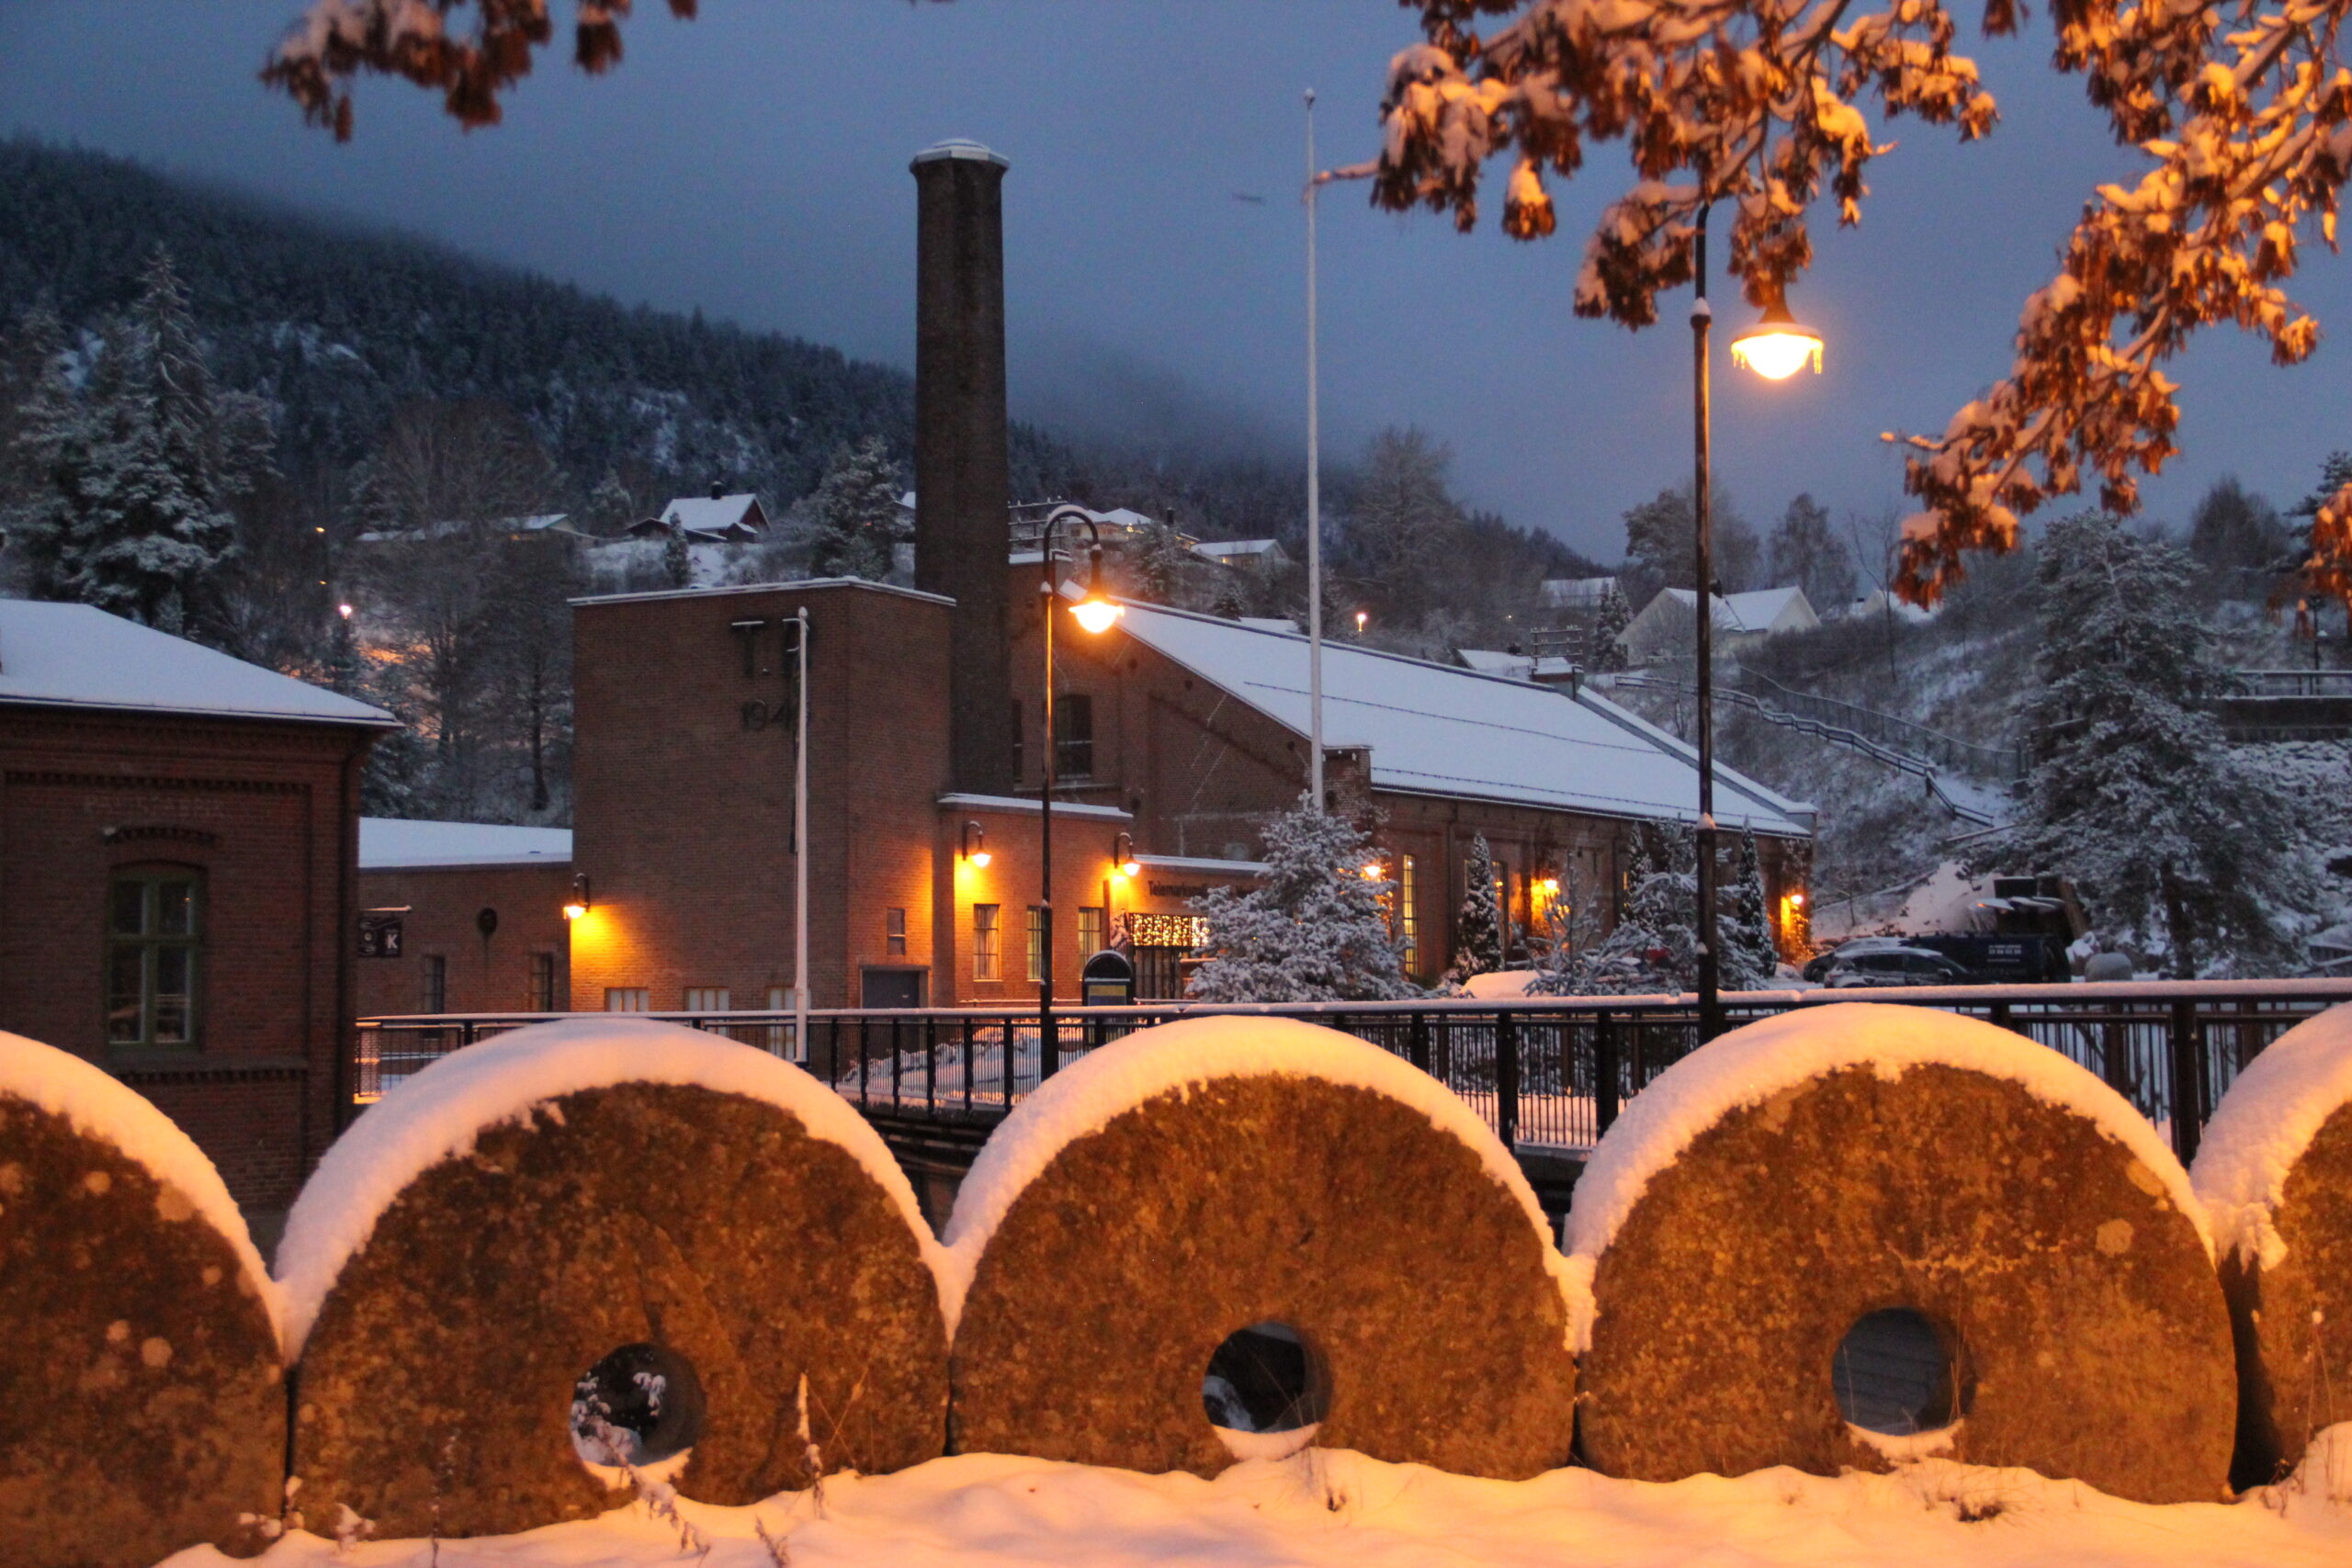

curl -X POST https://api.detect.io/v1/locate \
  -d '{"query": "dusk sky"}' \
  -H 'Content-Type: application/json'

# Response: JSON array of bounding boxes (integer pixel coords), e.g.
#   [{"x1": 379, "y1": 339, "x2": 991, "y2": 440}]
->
[{"x1": 4, "y1": 0, "x2": 2348, "y2": 564}]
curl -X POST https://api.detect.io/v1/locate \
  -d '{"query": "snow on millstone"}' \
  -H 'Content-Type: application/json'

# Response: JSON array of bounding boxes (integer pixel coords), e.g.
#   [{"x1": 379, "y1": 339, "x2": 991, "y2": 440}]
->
[
  {"x1": 2189, "y1": 1003, "x2": 2352, "y2": 1481},
  {"x1": 1566, "y1": 1003, "x2": 2234, "y2": 1504},
  {"x1": 943, "y1": 1016, "x2": 1579, "y2": 1480},
  {"x1": 0, "y1": 1030, "x2": 285, "y2": 1564},
  {"x1": 279, "y1": 1017, "x2": 950, "y2": 1541}
]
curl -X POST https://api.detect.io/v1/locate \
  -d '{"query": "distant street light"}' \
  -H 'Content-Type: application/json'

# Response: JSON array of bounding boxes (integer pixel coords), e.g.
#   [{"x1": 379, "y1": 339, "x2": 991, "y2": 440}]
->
[
  {"x1": 1037, "y1": 503, "x2": 1124, "y2": 1078},
  {"x1": 1691, "y1": 209, "x2": 1825, "y2": 1041}
]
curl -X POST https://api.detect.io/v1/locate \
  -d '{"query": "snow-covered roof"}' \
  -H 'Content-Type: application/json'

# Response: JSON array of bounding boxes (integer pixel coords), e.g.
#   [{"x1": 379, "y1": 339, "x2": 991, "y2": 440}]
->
[
  {"x1": 0, "y1": 599, "x2": 395, "y2": 728},
  {"x1": 1722, "y1": 585, "x2": 1816, "y2": 632},
  {"x1": 1458, "y1": 649, "x2": 1579, "y2": 682},
  {"x1": 1132, "y1": 852, "x2": 1267, "y2": 876},
  {"x1": 1197, "y1": 538, "x2": 1284, "y2": 558},
  {"x1": 939, "y1": 791, "x2": 1134, "y2": 822},
  {"x1": 1540, "y1": 576, "x2": 1617, "y2": 609},
  {"x1": 359, "y1": 818, "x2": 572, "y2": 871},
  {"x1": 657, "y1": 493, "x2": 764, "y2": 538},
  {"x1": 1238, "y1": 615, "x2": 1300, "y2": 634},
  {"x1": 1111, "y1": 602, "x2": 1812, "y2": 834}
]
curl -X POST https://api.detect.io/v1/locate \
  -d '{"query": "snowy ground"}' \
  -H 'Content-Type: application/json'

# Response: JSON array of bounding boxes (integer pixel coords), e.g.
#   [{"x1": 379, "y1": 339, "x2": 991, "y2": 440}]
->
[{"x1": 160, "y1": 1443, "x2": 2352, "y2": 1568}]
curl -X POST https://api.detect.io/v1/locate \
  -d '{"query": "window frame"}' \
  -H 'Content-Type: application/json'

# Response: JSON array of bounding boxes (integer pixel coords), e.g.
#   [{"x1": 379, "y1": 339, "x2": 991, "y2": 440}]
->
[
  {"x1": 528, "y1": 951, "x2": 557, "y2": 1011},
  {"x1": 1054, "y1": 693, "x2": 1095, "y2": 780},
  {"x1": 972, "y1": 903, "x2": 1001, "y2": 982},
  {"x1": 1078, "y1": 906, "x2": 1105, "y2": 959},
  {"x1": 1399, "y1": 854, "x2": 1419, "y2": 972},
  {"x1": 886, "y1": 906, "x2": 909, "y2": 957},
  {"x1": 105, "y1": 864, "x2": 204, "y2": 1051},
  {"x1": 1025, "y1": 904, "x2": 1046, "y2": 984},
  {"x1": 423, "y1": 953, "x2": 447, "y2": 1013}
]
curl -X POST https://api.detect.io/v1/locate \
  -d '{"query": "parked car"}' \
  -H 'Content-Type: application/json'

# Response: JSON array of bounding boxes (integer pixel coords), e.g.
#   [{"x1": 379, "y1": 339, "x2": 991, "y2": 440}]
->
[
  {"x1": 1822, "y1": 946, "x2": 1977, "y2": 988},
  {"x1": 1802, "y1": 936, "x2": 1910, "y2": 984}
]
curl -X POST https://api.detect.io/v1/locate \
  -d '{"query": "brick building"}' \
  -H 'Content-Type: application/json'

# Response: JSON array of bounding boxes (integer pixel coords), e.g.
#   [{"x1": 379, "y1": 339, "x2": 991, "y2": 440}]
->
[
  {"x1": 354, "y1": 818, "x2": 572, "y2": 1019},
  {"x1": 0, "y1": 600, "x2": 391, "y2": 1226}
]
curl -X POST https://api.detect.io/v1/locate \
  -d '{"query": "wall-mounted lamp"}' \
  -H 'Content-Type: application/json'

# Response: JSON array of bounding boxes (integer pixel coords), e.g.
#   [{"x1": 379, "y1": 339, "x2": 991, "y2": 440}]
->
[
  {"x1": 1113, "y1": 831, "x2": 1140, "y2": 879},
  {"x1": 962, "y1": 820, "x2": 991, "y2": 868},
  {"x1": 562, "y1": 874, "x2": 592, "y2": 920}
]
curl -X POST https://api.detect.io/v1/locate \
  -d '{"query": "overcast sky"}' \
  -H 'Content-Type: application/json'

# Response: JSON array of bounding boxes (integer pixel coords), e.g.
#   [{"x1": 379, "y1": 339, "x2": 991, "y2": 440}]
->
[{"x1": 4, "y1": 0, "x2": 2348, "y2": 563}]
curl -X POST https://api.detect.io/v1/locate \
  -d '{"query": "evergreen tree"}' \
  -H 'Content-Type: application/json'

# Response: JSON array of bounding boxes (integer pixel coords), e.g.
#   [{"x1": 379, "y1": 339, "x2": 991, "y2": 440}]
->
[
  {"x1": 1133, "y1": 517, "x2": 1193, "y2": 604},
  {"x1": 1996, "y1": 513, "x2": 2313, "y2": 975},
  {"x1": 662, "y1": 525, "x2": 693, "y2": 588},
  {"x1": 806, "y1": 436, "x2": 901, "y2": 581},
  {"x1": 1722, "y1": 829, "x2": 1779, "y2": 989},
  {"x1": 1532, "y1": 822, "x2": 1699, "y2": 995},
  {"x1": 2185, "y1": 475, "x2": 2289, "y2": 586},
  {"x1": 1452, "y1": 833, "x2": 1505, "y2": 978},
  {"x1": 1586, "y1": 580, "x2": 1632, "y2": 672},
  {"x1": 1766, "y1": 493, "x2": 1857, "y2": 608},
  {"x1": 1187, "y1": 798, "x2": 1415, "y2": 1002},
  {"x1": 581, "y1": 471, "x2": 639, "y2": 536}
]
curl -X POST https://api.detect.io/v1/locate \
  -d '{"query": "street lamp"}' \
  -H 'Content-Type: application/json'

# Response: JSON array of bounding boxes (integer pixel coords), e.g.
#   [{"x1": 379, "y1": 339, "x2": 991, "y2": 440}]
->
[
  {"x1": 1037, "y1": 503, "x2": 1125, "y2": 1079},
  {"x1": 1691, "y1": 207, "x2": 1824, "y2": 1042}
]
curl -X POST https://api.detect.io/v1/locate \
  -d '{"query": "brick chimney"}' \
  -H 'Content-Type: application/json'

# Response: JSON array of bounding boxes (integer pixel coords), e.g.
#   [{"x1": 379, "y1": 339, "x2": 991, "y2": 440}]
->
[{"x1": 911, "y1": 138, "x2": 1014, "y2": 795}]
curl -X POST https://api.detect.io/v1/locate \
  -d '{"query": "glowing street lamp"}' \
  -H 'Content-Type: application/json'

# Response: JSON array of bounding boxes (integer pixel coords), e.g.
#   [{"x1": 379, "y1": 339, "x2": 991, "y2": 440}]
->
[
  {"x1": 1728, "y1": 296, "x2": 1825, "y2": 381},
  {"x1": 1690, "y1": 215, "x2": 1826, "y2": 1042},
  {"x1": 1071, "y1": 593, "x2": 1125, "y2": 636},
  {"x1": 1037, "y1": 504, "x2": 1125, "y2": 1078}
]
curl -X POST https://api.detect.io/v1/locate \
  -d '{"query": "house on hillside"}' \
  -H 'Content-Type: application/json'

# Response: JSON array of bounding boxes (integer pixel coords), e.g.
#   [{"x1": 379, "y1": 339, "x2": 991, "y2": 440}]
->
[
  {"x1": 1195, "y1": 538, "x2": 1294, "y2": 572},
  {"x1": 1540, "y1": 576, "x2": 1618, "y2": 613},
  {"x1": 1621, "y1": 584, "x2": 1821, "y2": 664},
  {"x1": 0, "y1": 600, "x2": 394, "y2": 1227},
  {"x1": 628, "y1": 484, "x2": 770, "y2": 543}
]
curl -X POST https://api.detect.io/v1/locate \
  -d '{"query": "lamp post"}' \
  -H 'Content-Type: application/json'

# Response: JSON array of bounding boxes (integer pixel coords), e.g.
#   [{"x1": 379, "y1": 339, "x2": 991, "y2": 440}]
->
[
  {"x1": 1037, "y1": 503, "x2": 1125, "y2": 1079},
  {"x1": 1690, "y1": 206, "x2": 1823, "y2": 1042}
]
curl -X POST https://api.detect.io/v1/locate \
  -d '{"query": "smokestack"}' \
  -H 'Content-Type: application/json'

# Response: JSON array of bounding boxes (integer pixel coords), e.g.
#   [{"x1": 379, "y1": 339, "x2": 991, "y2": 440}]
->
[{"x1": 911, "y1": 137, "x2": 1014, "y2": 795}]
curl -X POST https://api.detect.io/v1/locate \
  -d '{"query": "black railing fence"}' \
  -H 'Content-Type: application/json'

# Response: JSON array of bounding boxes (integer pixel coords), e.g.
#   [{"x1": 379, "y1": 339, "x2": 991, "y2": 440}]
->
[{"x1": 355, "y1": 980, "x2": 2352, "y2": 1166}]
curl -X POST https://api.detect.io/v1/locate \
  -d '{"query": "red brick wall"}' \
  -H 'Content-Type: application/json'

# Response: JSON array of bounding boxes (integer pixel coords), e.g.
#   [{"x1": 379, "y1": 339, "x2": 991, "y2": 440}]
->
[
  {"x1": 354, "y1": 863, "x2": 572, "y2": 1016},
  {"x1": 0, "y1": 705, "x2": 374, "y2": 1213},
  {"x1": 571, "y1": 582, "x2": 953, "y2": 1011}
]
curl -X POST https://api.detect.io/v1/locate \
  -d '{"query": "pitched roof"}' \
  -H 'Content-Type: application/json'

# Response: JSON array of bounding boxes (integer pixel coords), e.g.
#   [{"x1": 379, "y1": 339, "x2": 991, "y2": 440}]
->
[
  {"x1": 1641, "y1": 585, "x2": 1815, "y2": 634},
  {"x1": 658, "y1": 493, "x2": 764, "y2": 538},
  {"x1": 1540, "y1": 575, "x2": 1617, "y2": 608},
  {"x1": 0, "y1": 599, "x2": 394, "y2": 728},
  {"x1": 359, "y1": 818, "x2": 572, "y2": 870},
  {"x1": 1113, "y1": 604, "x2": 1812, "y2": 834}
]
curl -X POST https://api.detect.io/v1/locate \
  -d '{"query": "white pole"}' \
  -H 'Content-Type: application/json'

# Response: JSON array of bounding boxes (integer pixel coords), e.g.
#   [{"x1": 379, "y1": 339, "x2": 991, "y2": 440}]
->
[
  {"x1": 792, "y1": 605, "x2": 810, "y2": 1060},
  {"x1": 1305, "y1": 88, "x2": 1325, "y2": 813}
]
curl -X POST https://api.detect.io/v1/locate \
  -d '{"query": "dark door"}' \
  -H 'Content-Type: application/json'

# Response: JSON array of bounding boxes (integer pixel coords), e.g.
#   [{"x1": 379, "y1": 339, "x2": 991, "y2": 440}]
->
[{"x1": 861, "y1": 968, "x2": 924, "y2": 1009}]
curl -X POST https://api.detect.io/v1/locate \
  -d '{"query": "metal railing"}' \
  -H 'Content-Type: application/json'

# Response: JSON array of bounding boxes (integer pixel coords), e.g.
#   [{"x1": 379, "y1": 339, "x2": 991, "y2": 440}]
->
[
  {"x1": 356, "y1": 979, "x2": 2352, "y2": 1168},
  {"x1": 2230, "y1": 668, "x2": 2352, "y2": 698}
]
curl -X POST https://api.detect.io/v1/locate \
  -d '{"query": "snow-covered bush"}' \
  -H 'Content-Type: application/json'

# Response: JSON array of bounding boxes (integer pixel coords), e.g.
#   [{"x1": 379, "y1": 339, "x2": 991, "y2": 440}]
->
[{"x1": 1187, "y1": 797, "x2": 1415, "y2": 1003}]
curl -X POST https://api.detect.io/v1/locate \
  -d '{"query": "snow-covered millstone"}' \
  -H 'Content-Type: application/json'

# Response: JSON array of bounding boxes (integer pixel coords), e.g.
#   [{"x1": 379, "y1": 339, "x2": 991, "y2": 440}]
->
[
  {"x1": 0, "y1": 1030, "x2": 284, "y2": 1567},
  {"x1": 1569, "y1": 1003, "x2": 2234, "y2": 1504},
  {"x1": 942, "y1": 1016, "x2": 1578, "y2": 1478},
  {"x1": 2190, "y1": 1004, "x2": 2352, "y2": 1483},
  {"x1": 279, "y1": 1018, "x2": 949, "y2": 1541}
]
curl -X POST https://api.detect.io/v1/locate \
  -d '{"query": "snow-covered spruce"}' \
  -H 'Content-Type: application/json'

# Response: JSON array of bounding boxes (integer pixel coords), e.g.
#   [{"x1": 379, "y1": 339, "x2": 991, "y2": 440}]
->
[
  {"x1": 1566, "y1": 1003, "x2": 2233, "y2": 1503},
  {"x1": 278, "y1": 1017, "x2": 952, "y2": 1540},
  {"x1": 943, "y1": 1016, "x2": 1578, "y2": 1479},
  {"x1": 1185, "y1": 797, "x2": 1413, "y2": 1003},
  {"x1": 2190, "y1": 1003, "x2": 2352, "y2": 1478}
]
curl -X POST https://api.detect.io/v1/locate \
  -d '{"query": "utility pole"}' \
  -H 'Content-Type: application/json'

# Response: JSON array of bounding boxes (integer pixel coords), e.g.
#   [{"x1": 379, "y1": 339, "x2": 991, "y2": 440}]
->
[
  {"x1": 1305, "y1": 88, "x2": 1326, "y2": 814},
  {"x1": 1691, "y1": 207, "x2": 1723, "y2": 1043}
]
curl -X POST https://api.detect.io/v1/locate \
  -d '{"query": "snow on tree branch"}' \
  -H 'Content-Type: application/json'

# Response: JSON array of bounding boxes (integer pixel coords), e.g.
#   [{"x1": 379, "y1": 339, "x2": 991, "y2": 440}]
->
[
  {"x1": 261, "y1": 0, "x2": 700, "y2": 139},
  {"x1": 1370, "y1": 0, "x2": 2352, "y2": 604}
]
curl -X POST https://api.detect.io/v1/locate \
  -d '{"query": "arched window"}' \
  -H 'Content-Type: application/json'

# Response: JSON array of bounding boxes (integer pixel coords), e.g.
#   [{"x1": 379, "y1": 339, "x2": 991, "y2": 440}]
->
[{"x1": 107, "y1": 866, "x2": 203, "y2": 1048}]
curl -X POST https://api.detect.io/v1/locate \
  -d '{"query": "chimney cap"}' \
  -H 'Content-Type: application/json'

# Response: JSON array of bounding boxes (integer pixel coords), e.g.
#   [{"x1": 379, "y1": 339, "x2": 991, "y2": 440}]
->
[
  {"x1": 911, "y1": 138, "x2": 1009, "y2": 171},
  {"x1": 710, "y1": 480, "x2": 724, "y2": 500}
]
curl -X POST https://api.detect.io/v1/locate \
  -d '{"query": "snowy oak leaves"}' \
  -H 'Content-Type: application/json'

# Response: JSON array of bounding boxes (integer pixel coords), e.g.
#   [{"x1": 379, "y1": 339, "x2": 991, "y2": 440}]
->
[{"x1": 1372, "y1": 0, "x2": 2352, "y2": 604}]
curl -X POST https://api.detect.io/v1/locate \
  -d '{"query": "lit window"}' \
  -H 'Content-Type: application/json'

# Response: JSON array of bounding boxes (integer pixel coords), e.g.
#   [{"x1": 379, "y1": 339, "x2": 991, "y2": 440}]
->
[
  {"x1": 973, "y1": 904, "x2": 1001, "y2": 982},
  {"x1": 1026, "y1": 905, "x2": 1046, "y2": 983},
  {"x1": 529, "y1": 951, "x2": 556, "y2": 1011},
  {"x1": 1079, "y1": 906, "x2": 1105, "y2": 958},
  {"x1": 1399, "y1": 855, "x2": 1418, "y2": 972},
  {"x1": 106, "y1": 868, "x2": 201, "y2": 1047},
  {"x1": 887, "y1": 907, "x2": 908, "y2": 957},
  {"x1": 605, "y1": 987, "x2": 650, "y2": 1012},
  {"x1": 424, "y1": 953, "x2": 447, "y2": 1014},
  {"x1": 684, "y1": 987, "x2": 730, "y2": 1012}
]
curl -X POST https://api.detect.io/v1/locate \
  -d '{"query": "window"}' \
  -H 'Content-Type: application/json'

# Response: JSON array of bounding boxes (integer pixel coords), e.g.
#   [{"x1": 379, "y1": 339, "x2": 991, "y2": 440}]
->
[
  {"x1": 107, "y1": 868, "x2": 200, "y2": 1047},
  {"x1": 1078, "y1": 906, "x2": 1105, "y2": 958},
  {"x1": 605, "y1": 987, "x2": 650, "y2": 1011},
  {"x1": 684, "y1": 987, "x2": 730, "y2": 1011},
  {"x1": 972, "y1": 904, "x2": 1001, "y2": 982},
  {"x1": 1054, "y1": 694, "x2": 1095, "y2": 779},
  {"x1": 424, "y1": 954, "x2": 447, "y2": 1014},
  {"x1": 886, "y1": 907, "x2": 908, "y2": 957},
  {"x1": 529, "y1": 951, "x2": 556, "y2": 1011},
  {"x1": 1399, "y1": 855, "x2": 1419, "y2": 972},
  {"x1": 1025, "y1": 905, "x2": 1046, "y2": 983}
]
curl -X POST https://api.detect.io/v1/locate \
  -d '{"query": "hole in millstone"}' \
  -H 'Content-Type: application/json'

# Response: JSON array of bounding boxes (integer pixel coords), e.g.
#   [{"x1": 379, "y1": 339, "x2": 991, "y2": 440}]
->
[
  {"x1": 1202, "y1": 1321, "x2": 1329, "y2": 1461},
  {"x1": 1833, "y1": 1308, "x2": 1965, "y2": 1437},
  {"x1": 571, "y1": 1342, "x2": 707, "y2": 1476}
]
